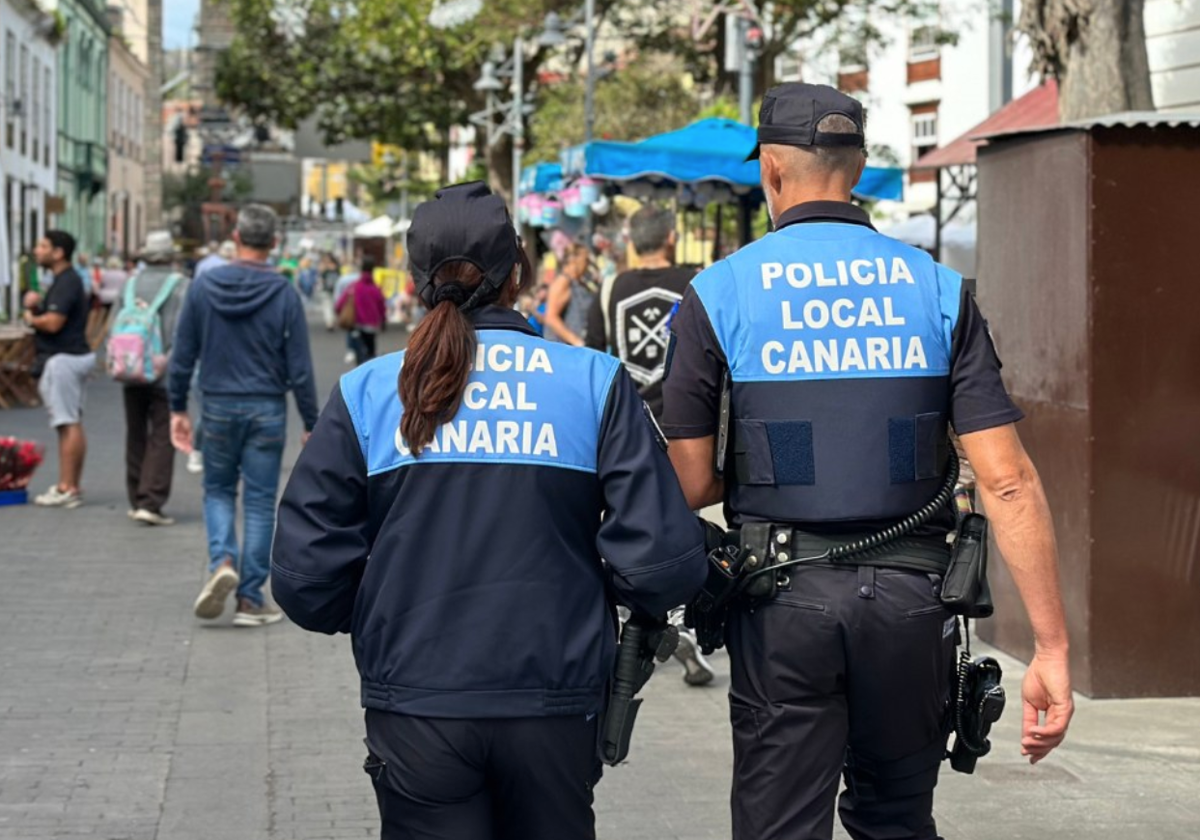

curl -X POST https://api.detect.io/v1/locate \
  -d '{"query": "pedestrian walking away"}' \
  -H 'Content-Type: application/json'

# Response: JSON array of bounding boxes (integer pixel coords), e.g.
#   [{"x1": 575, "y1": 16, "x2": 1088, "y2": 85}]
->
[
  {"x1": 24, "y1": 230, "x2": 96, "y2": 509},
  {"x1": 110, "y1": 231, "x2": 190, "y2": 526},
  {"x1": 662, "y1": 83, "x2": 1074, "y2": 840},
  {"x1": 194, "y1": 239, "x2": 235, "y2": 279},
  {"x1": 272, "y1": 182, "x2": 708, "y2": 840},
  {"x1": 335, "y1": 256, "x2": 388, "y2": 365},
  {"x1": 585, "y1": 205, "x2": 712, "y2": 686},
  {"x1": 167, "y1": 204, "x2": 320, "y2": 628},
  {"x1": 544, "y1": 241, "x2": 599, "y2": 346}
]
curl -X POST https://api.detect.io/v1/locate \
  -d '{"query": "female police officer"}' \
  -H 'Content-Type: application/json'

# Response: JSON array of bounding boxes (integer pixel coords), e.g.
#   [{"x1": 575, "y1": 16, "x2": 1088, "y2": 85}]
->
[{"x1": 271, "y1": 182, "x2": 707, "y2": 840}]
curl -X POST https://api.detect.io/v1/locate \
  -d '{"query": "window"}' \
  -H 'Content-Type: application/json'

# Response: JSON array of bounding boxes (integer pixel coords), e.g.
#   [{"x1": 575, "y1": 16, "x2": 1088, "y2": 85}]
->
[
  {"x1": 19, "y1": 45, "x2": 28, "y2": 155},
  {"x1": 4, "y1": 30, "x2": 14, "y2": 148},
  {"x1": 777, "y1": 53, "x2": 803, "y2": 83},
  {"x1": 909, "y1": 25, "x2": 940, "y2": 62},
  {"x1": 44, "y1": 66, "x2": 52, "y2": 164},
  {"x1": 912, "y1": 112, "x2": 938, "y2": 149},
  {"x1": 31, "y1": 56, "x2": 39, "y2": 157},
  {"x1": 839, "y1": 45, "x2": 868, "y2": 73}
]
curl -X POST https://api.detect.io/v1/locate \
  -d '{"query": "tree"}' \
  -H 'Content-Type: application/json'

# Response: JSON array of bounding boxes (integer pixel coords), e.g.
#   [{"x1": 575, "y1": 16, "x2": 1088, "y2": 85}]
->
[
  {"x1": 615, "y1": 0, "x2": 937, "y2": 99},
  {"x1": 215, "y1": 0, "x2": 567, "y2": 191},
  {"x1": 526, "y1": 54, "x2": 702, "y2": 163},
  {"x1": 1019, "y1": 0, "x2": 1154, "y2": 120},
  {"x1": 163, "y1": 166, "x2": 254, "y2": 243}
]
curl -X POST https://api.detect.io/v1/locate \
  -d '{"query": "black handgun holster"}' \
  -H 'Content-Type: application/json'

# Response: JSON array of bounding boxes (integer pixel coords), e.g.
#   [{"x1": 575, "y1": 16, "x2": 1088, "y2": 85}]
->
[{"x1": 940, "y1": 513, "x2": 994, "y2": 618}]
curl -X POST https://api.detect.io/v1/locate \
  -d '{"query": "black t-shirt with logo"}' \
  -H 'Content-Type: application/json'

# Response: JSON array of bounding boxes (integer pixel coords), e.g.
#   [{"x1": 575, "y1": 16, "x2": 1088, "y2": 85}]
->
[
  {"x1": 34, "y1": 268, "x2": 92, "y2": 361},
  {"x1": 585, "y1": 265, "x2": 699, "y2": 418}
]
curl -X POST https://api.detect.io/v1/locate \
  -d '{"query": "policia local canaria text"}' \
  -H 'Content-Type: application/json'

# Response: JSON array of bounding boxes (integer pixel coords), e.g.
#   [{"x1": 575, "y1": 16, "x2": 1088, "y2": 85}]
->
[{"x1": 758, "y1": 256, "x2": 931, "y2": 375}]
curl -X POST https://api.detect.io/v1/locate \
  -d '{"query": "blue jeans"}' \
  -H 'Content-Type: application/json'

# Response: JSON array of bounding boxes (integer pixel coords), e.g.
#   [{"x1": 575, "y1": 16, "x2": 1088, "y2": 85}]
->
[{"x1": 201, "y1": 396, "x2": 287, "y2": 607}]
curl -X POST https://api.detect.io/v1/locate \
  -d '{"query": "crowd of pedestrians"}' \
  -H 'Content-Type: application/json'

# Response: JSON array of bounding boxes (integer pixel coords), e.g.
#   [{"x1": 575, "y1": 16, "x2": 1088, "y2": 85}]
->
[{"x1": 18, "y1": 205, "x2": 364, "y2": 628}]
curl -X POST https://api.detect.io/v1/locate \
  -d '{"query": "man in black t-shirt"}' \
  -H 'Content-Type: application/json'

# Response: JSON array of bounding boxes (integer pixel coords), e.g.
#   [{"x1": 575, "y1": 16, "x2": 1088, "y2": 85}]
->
[
  {"x1": 24, "y1": 230, "x2": 96, "y2": 509},
  {"x1": 584, "y1": 205, "x2": 715, "y2": 687},
  {"x1": 585, "y1": 205, "x2": 699, "y2": 418}
]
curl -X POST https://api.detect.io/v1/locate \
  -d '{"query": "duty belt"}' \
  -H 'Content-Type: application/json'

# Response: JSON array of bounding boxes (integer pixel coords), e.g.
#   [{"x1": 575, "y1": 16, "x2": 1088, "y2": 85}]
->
[{"x1": 741, "y1": 522, "x2": 953, "y2": 578}]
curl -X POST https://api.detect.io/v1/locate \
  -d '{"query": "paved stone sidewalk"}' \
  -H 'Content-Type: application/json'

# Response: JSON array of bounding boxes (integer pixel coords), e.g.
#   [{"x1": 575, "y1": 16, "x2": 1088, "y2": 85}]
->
[{"x1": 1, "y1": 322, "x2": 1197, "y2": 840}]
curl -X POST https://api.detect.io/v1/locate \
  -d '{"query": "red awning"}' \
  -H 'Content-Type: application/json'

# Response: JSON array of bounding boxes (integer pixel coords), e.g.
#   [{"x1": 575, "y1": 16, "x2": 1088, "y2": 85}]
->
[{"x1": 912, "y1": 81, "x2": 1059, "y2": 170}]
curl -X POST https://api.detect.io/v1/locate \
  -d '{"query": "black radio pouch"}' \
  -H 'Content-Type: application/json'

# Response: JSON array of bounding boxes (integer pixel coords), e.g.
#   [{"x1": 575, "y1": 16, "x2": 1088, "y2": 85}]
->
[{"x1": 940, "y1": 513, "x2": 994, "y2": 618}]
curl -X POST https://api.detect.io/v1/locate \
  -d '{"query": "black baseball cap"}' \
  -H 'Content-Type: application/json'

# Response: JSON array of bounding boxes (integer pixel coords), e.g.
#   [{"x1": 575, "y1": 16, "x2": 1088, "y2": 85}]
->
[
  {"x1": 408, "y1": 181, "x2": 522, "y2": 309},
  {"x1": 746, "y1": 83, "x2": 866, "y2": 161}
]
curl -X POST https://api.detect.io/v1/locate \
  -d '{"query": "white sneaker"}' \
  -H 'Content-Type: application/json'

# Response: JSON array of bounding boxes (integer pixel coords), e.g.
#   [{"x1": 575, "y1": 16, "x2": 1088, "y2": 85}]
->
[
  {"x1": 232, "y1": 600, "x2": 284, "y2": 627},
  {"x1": 186, "y1": 451, "x2": 204, "y2": 474},
  {"x1": 34, "y1": 485, "x2": 82, "y2": 509},
  {"x1": 193, "y1": 563, "x2": 240, "y2": 620},
  {"x1": 133, "y1": 508, "x2": 176, "y2": 526},
  {"x1": 343, "y1": 351, "x2": 355, "y2": 364},
  {"x1": 674, "y1": 629, "x2": 716, "y2": 686}
]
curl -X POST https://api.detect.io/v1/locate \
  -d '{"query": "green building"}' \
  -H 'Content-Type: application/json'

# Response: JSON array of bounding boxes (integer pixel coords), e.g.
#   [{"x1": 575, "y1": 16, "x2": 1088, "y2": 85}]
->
[{"x1": 49, "y1": 0, "x2": 109, "y2": 258}]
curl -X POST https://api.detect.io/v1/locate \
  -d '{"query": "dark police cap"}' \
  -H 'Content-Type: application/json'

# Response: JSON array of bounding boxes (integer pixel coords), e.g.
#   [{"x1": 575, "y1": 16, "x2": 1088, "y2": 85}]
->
[
  {"x1": 747, "y1": 83, "x2": 866, "y2": 161},
  {"x1": 408, "y1": 181, "x2": 521, "y2": 307}
]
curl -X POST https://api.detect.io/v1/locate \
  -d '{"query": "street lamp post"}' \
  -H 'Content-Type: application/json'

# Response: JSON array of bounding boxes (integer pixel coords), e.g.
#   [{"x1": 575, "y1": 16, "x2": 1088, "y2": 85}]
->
[
  {"x1": 469, "y1": 8, "x2": 598, "y2": 206},
  {"x1": 512, "y1": 36, "x2": 525, "y2": 198},
  {"x1": 584, "y1": 0, "x2": 596, "y2": 145},
  {"x1": 539, "y1": 5, "x2": 598, "y2": 145}
]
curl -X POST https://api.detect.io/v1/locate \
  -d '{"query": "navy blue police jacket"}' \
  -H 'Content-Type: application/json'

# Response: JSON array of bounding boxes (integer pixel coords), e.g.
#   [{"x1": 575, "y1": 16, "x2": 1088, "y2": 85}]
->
[
  {"x1": 662, "y1": 201, "x2": 1023, "y2": 531},
  {"x1": 272, "y1": 305, "x2": 707, "y2": 719}
]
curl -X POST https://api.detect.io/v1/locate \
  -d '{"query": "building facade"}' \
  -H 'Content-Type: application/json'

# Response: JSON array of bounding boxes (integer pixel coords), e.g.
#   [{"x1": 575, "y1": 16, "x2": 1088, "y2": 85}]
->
[
  {"x1": 194, "y1": 0, "x2": 234, "y2": 108},
  {"x1": 107, "y1": 8, "x2": 149, "y2": 259},
  {"x1": 787, "y1": 0, "x2": 1200, "y2": 208},
  {"x1": 46, "y1": 0, "x2": 110, "y2": 258},
  {"x1": 785, "y1": 0, "x2": 1039, "y2": 209},
  {"x1": 1, "y1": 0, "x2": 59, "y2": 318},
  {"x1": 1147, "y1": 0, "x2": 1200, "y2": 111}
]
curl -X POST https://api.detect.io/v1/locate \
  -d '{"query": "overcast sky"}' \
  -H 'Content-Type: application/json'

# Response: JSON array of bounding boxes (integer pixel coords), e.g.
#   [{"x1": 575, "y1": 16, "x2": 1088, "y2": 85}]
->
[{"x1": 165, "y1": 0, "x2": 201, "y2": 50}]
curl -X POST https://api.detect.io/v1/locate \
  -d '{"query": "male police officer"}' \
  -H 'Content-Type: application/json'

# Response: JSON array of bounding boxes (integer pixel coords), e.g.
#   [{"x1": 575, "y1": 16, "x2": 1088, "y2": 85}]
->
[{"x1": 661, "y1": 84, "x2": 1074, "y2": 840}]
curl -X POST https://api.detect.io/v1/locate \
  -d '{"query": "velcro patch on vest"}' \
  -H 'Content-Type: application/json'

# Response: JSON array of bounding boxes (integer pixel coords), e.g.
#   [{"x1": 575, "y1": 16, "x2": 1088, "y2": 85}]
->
[
  {"x1": 766, "y1": 421, "x2": 815, "y2": 485},
  {"x1": 735, "y1": 419, "x2": 815, "y2": 486},
  {"x1": 889, "y1": 418, "x2": 917, "y2": 483},
  {"x1": 889, "y1": 413, "x2": 944, "y2": 483}
]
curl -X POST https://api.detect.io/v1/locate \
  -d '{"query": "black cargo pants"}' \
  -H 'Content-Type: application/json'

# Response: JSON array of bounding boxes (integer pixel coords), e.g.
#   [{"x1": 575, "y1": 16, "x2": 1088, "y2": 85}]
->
[
  {"x1": 727, "y1": 564, "x2": 956, "y2": 840},
  {"x1": 362, "y1": 709, "x2": 601, "y2": 840}
]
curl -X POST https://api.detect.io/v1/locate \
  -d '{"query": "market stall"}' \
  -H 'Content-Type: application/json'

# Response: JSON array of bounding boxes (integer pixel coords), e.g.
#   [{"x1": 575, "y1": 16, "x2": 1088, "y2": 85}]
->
[{"x1": 522, "y1": 118, "x2": 904, "y2": 254}]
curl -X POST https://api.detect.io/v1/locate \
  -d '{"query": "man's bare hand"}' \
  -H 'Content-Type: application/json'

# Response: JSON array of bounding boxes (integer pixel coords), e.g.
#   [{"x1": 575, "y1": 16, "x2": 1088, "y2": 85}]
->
[
  {"x1": 170, "y1": 412, "x2": 194, "y2": 454},
  {"x1": 1020, "y1": 651, "x2": 1074, "y2": 763},
  {"x1": 23, "y1": 291, "x2": 41, "y2": 310}
]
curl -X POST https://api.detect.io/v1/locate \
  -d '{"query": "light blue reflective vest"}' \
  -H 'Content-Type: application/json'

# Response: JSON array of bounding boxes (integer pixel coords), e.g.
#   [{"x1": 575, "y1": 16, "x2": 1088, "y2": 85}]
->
[{"x1": 692, "y1": 221, "x2": 963, "y2": 523}]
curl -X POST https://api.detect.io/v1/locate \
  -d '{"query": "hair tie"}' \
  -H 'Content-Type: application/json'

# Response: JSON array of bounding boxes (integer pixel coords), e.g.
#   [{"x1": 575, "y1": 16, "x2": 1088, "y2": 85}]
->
[{"x1": 432, "y1": 283, "x2": 469, "y2": 307}]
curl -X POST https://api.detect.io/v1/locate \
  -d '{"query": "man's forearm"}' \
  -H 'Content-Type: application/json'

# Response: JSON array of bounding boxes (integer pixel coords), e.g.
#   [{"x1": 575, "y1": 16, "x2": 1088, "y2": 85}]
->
[{"x1": 979, "y1": 469, "x2": 1069, "y2": 655}]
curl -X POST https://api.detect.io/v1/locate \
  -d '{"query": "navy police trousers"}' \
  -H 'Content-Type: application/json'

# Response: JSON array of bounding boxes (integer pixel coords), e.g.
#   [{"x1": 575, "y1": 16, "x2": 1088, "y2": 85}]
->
[
  {"x1": 727, "y1": 564, "x2": 956, "y2": 840},
  {"x1": 362, "y1": 710, "x2": 601, "y2": 840}
]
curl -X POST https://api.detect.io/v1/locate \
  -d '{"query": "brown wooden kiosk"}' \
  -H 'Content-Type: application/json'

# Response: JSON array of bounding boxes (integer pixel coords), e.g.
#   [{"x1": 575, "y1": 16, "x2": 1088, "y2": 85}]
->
[{"x1": 974, "y1": 112, "x2": 1200, "y2": 698}]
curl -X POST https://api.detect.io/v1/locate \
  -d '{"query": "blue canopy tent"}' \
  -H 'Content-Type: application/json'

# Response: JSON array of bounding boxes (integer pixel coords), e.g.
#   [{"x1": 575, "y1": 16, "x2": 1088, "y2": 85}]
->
[
  {"x1": 561, "y1": 117, "x2": 904, "y2": 203},
  {"x1": 518, "y1": 162, "x2": 564, "y2": 196}
]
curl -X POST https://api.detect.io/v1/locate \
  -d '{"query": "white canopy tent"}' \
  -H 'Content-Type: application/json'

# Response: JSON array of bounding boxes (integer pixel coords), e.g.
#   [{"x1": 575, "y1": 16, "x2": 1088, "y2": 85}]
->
[
  {"x1": 353, "y1": 215, "x2": 398, "y2": 239},
  {"x1": 879, "y1": 214, "x2": 978, "y2": 278}
]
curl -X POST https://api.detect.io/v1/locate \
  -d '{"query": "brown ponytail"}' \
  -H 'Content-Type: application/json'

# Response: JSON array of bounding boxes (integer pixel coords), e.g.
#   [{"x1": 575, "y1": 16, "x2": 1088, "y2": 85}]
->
[{"x1": 398, "y1": 251, "x2": 533, "y2": 455}]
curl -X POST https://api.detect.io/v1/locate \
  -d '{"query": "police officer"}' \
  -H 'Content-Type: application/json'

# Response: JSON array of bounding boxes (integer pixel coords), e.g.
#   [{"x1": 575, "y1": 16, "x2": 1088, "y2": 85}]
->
[
  {"x1": 661, "y1": 85, "x2": 1074, "y2": 840},
  {"x1": 272, "y1": 182, "x2": 708, "y2": 840}
]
